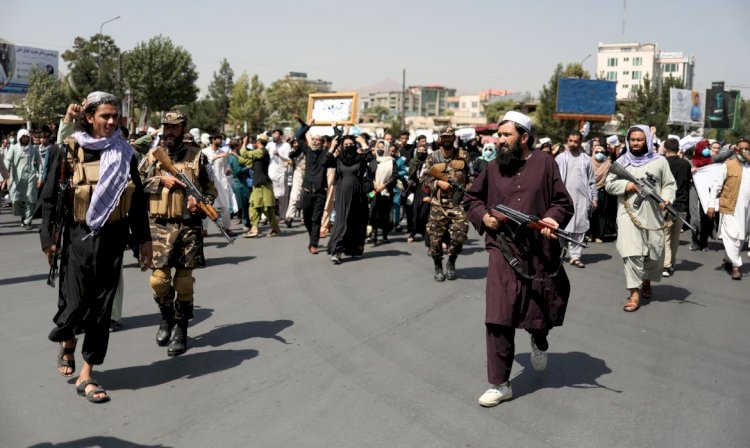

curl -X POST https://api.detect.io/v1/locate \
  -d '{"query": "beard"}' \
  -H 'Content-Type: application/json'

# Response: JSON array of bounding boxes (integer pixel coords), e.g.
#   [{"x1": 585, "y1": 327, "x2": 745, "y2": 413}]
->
[
  {"x1": 496, "y1": 141, "x2": 524, "y2": 176},
  {"x1": 629, "y1": 147, "x2": 647, "y2": 157}
]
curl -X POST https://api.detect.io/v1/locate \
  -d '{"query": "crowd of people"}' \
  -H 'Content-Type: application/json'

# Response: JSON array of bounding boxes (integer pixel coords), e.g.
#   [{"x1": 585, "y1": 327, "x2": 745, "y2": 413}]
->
[{"x1": 1, "y1": 92, "x2": 748, "y2": 408}]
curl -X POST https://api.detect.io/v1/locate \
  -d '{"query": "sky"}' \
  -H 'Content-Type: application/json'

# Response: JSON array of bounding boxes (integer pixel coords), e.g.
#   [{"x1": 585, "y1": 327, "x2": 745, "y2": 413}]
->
[{"x1": 4, "y1": 0, "x2": 749, "y2": 98}]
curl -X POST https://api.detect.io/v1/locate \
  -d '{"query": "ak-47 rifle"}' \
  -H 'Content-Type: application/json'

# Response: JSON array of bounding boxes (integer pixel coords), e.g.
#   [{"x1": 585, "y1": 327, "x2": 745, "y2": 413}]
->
[
  {"x1": 608, "y1": 162, "x2": 696, "y2": 232},
  {"x1": 47, "y1": 158, "x2": 71, "y2": 287},
  {"x1": 152, "y1": 148, "x2": 235, "y2": 244},
  {"x1": 425, "y1": 165, "x2": 465, "y2": 207},
  {"x1": 428, "y1": 166, "x2": 587, "y2": 248}
]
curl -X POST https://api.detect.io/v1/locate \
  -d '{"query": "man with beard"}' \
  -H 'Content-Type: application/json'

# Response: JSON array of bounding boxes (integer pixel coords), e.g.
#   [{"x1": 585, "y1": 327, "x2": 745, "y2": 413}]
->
[
  {"x1": 464, "y1": 111, "x2": 573, "y2": 407},
  {"x1": 6, "y1": 129, "x2": 42, "y2": 229},
  {"x1": 420, "y1": 127, "x2": 470, "y2": 281},
  {"x1": 605, "y1": 125, "x2": 675, "y2": 312},
  {"x1": 140, "y1": 110, "x2": 217, "y2": 356}
]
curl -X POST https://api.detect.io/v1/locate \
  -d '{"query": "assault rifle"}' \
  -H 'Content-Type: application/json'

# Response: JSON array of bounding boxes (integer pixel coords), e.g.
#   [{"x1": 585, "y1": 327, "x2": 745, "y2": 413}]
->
[
  {"x1": 493, "y1": 204, "x2": 588, "y2": 248},
  {"x1": 47, "y1": 174, "x2": 70, "y2": 287},
  {"x1": 152, "y1": 148, "x2": 235, "y2": 244},
  {"x1": 608, "y1": 162, "x2": 696, "y2": 232},
  {"x1": 426, "y1": 166, "x2": 465, "y2": 207}
]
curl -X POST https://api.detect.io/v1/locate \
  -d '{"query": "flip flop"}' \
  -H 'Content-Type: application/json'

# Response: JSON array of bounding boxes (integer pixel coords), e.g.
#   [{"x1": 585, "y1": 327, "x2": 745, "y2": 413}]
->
[
  {"x1": 76, "y1": 379, "x2": 110, "y2": 404},
  {"x1": 57, "y1": 341, "x2": 76, "y2": 377}
]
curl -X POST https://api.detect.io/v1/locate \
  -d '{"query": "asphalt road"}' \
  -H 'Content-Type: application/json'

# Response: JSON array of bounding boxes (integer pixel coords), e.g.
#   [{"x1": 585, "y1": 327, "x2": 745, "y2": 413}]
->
[{"x1": 0, "y1": 207, "x2": 748, "y2": 448}]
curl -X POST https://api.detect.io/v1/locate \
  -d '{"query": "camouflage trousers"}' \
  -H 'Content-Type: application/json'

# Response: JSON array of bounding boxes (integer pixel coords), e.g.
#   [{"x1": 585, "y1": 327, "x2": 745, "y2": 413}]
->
[
  {"x1": 149, "y1": 219, "x2": 205, "y2": 321},
  {"x1": 426, "y1": 204, "x2": 468, "y2": 258}
]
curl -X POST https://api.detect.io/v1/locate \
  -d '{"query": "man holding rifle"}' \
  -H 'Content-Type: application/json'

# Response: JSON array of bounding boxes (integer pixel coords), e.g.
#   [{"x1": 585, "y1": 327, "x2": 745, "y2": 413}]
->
[
  {"x1": 605, "y1": 125, "x2": 676, "y2": 312},
  {"x1": 140, "y1": 110, "x2": 218, "y2": 356},
  {"x1": 463, "y1": 111, "x2": 574, "y2": 407}
]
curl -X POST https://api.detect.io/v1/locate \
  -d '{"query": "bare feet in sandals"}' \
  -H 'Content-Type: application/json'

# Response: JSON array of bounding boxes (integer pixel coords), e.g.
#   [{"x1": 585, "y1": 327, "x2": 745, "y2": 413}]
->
[
  {"x1": 57, "y1": 339, "x2": 76, "y2": 377},
  {"x1": 623, "y1": 289, "x2": 640, "y2": 312},
  {"x1": 75, "y1": 362, "x2": 110, "y2": 403}
]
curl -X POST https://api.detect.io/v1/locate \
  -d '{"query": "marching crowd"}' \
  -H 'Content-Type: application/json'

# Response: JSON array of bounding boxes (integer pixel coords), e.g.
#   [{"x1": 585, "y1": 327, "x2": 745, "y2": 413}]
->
[{"x1": 0, "y1": 92, "x2": 748, "y2": 407}]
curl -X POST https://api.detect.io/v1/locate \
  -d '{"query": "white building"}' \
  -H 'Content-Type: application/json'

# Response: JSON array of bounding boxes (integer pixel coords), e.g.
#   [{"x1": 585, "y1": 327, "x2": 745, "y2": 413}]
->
[{"x1": 596, "y1": 42, "x2": 695, "y2": 100}]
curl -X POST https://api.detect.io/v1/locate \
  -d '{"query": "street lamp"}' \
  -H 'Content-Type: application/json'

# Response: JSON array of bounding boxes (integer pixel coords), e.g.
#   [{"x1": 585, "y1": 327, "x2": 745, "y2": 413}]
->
[{"x1": 98, "y1": 15, "x2": 121, "y2": 89}]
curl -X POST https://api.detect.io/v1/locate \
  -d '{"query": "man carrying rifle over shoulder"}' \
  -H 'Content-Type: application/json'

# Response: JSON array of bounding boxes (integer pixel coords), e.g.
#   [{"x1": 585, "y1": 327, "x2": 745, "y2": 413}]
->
[
  {"x1": 605, "y1": 125, "x2": 676, "y2": 312},
  {"x1": 463, "y1": 111, "x2": 574, "y2": 408},
  {"x1": 139, "y1": 110, "x2": 218, "y2": 357}
]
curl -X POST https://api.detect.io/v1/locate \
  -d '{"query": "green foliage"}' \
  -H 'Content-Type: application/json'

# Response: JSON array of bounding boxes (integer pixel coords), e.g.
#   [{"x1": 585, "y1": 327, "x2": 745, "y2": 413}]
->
[
  {"x1": 61, "y1": 34, "x2": 122, "y2": 99},
  {"x1": 535, "y1": 63, "x2": 590, "y2": 142},
  {"x1": 617, "y1": 75, "x2": 685, "y2": 137},
  {"x1": 228, "y1": 73, "x2": 267, "y2": 134},
  {"x1": 363, "y1": 105, "x2": 391, "y2": 121},
  {"x1": 483, "y1": 100, "x2": 518, "y2": 124},
  {"x1": 265, "y1": 78, "x2": 315, "y2": 129},
  {"x1": 207, "y1": 59, "x2": 234, "y2": 131},
  {"x1": 15, "y1": 67, "x2": 67, "y2": 127},
  {"x1": 181, "y1": 98, "x2": 221, "y2": 135},
  {"x1": 727, "y1": 99, "x2": 750, "y2": 141},
  {"x1": 122, "y1": 35, "x2": 199, "y2": 112}
]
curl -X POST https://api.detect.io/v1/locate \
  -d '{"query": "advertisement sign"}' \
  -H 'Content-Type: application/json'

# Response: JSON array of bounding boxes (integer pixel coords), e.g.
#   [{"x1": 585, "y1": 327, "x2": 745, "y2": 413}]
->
[
  {"x1": 0, "y1": 39, "x2": 59, "y2": 93},
  {"x1": 554, "y1": 78, "x2": 617, "y2": 121},
  {"x1": 704, "y1": 81, "x2": 741, "y2": 129},
  {"x1": 668, "y1": 88, "x2": 704, "y2": 126}
]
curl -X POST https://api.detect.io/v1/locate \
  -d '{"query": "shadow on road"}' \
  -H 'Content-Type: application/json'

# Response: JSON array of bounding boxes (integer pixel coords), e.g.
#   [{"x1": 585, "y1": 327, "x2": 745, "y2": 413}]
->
[
  {"x1": 643, "y1": 284, "x2": 702, "y2": 307},
  {"x1": 458, "y1": 266, "x2": 487, "y2": 280},
  {"x1": 95, "y1": 348, "x2": 259, "y2": 390},
  {"x1": 118, "y1": 307, "x2": 214, "y2": 332},
  {"x1": 206, "y1": 256, "x2": 255, "y2": 266},
  {"x1": 191, "y1": 319, "x2": 294, "y2": 348},
  {"x1": 580, "y1": 253, "x2": 612, "y2": 264},
  {"x1": 0, "y1": 272, "x2": 47, "y2": 286},
  {"x1": 512, "y1": 351, "x2": 621, "y2": 398},
  {"x1": 676, "y1": 259, "x2": 702, "y2": 272},
  {"x1": 364, "y1": 250, "x2": 411, "y2": 259},
  {"x1": 461, "y1": 246, "x2": 487, "y2": 255},
  {"x1": 29, "y1": 436, "x2": 172, "y2": 448}
]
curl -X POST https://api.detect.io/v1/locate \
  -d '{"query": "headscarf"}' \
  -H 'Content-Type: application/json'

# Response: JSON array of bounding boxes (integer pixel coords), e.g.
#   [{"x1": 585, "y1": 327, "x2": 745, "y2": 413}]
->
[
  {"x1": 616, "y1": 124, "x2": 662, "y2": 168},
  {"x1": 691, "y1": 140, "x2": 713, "y2": 168},
  {"x1": 479, "y1": 143, "x2": 497, "y2": 161}
]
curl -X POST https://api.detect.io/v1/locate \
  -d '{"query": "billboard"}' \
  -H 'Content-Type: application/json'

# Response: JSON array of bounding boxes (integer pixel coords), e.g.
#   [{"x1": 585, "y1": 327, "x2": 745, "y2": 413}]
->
[
  {"x1": 0, "y1": 39, "x2": 59, "y2": 94},
  {"x1": 554, "y1": 78, "x2": 617, "y2": 121},
  {"x1": 668, "y1": 88, "x2": 704, "y2": 126},
  {"x1": 704, "y1": 81, "x2": 741, "y2": 129}
]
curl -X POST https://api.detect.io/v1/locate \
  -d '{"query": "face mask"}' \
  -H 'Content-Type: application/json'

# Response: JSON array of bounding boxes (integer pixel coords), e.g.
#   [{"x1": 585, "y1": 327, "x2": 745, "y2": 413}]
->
[
  {"x1": 594, "y1": 153, "x2": 607, "y2": 162},
  {"x1": 417, "y1": 152, "x2": 427, "y2": 161},
  {"x1": 376, "y1": 149, "x2": 385, "y2": 157},
  {"x1": 701, "y1": 148, "x2": 711, "y2": 157},
  {"x1": 739, "y1": 150, "x2": 750, "y2": 163}
]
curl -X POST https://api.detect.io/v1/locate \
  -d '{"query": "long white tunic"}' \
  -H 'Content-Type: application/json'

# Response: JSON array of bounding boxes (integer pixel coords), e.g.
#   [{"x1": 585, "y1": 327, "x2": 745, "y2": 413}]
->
[
  {"x1": 7, "y1": 144, "x2": 41, "y2": 203},
  {"x1": 605, "y1": 158, "x2": 676, "y2": 259},
  {"x1": 711, "y1": 160, "x2": 750, "y2": 240},
  {"x1": 201, "y1": 146, "x2": 236, "y2": 221},
  {"x1": 266, "y1": 140, "x2": 291, "y2": 198},
  {"x1": 557, "y1": 150, "x2": 596, "y2": 233}
]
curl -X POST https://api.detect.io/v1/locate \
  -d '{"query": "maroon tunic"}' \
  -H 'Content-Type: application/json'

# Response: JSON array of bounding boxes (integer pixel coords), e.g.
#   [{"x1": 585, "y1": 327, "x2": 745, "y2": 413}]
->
[{"x1": 463, "y1": 152, "x2": 574, "y2": 329}]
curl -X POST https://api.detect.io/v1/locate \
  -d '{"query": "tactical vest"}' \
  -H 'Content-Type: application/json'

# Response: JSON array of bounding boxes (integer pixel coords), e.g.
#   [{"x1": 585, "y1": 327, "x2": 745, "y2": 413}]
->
[
  {"x1": 719, "y1": 157, "x2": 743, "y2": 215},
  {"x1": 430, "y1": 149, "x2": 468, "y2": 206},
  {"x1": 65, "y1": 137, "x2": 135, "y2": 224},
  {"x1": 145, "y1": 146, "x2": 202, "y2": 219}
]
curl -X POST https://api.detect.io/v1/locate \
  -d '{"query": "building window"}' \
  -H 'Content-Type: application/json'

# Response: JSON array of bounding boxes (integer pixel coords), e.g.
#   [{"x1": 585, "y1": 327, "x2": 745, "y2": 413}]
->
[
  {"x1": 622, "y1": 84, "x2": 629, "y2": 89},
  {"x1": 606, "y1": 71, "x2": 617, "y2": 81},
  {"x1": 607, "y1": 58, "x2": 618, "y2": 67},
  {"x1": 621, "y1": 48, "x2": 632, "y2": 52},
  {"x1": 633, "y1": 57, "x2": 642, "y2": 66},
  {"x1": 623, "y1": 71, "x2": 630, "y2": 75},
  {"x1": 623, "y1": 57, "x2": 630, "y2": 62},
  {"x1": 664, "y1": 63, "x2": 678, "y2": 73},
  {"x1": 471, "y1": 101, "x2": 478, "y2": 108},
  {"x1": 631, "y1": 71, "x2": 642, "y2": 80}
]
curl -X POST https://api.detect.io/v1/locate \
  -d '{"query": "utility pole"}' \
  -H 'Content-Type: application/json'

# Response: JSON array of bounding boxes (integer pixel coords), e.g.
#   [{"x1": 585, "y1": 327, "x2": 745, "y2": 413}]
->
[
  {"x1": 98, "y1": 15, "x2": 120, "y2": 89},
  {"x1": 401, "y1": 69, "x2": 406, "y2": 132}
]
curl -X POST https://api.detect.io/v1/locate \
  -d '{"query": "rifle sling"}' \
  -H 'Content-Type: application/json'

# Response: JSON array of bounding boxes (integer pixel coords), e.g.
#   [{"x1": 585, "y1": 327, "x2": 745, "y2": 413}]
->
[{"x1": 495, "y1": 231, "x2": 564, "y2": 282}]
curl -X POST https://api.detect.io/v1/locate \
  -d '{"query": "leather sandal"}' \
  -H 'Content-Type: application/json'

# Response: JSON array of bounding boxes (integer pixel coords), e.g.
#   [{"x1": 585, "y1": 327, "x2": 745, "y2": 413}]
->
[
  {"x1": 640, "y1": 283, "x2": 652, "y2": 299},
  {"x1": 623, "y1": 296, "x2": 640, "y2": 312},
  {"x1": 570, "y1": 259, "x2": 585, "y2": 268},
  {"x1": 76, "y1": 379, "x2": 110, "y2": 404},
  {"x1": 57, "y1": 340, "x2": 76, "y2": 377}
]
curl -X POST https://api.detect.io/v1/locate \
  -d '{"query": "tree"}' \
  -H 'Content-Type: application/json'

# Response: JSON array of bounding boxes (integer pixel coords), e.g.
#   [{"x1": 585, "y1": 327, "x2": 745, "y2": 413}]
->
[
  {"x1": 15, "y1": 67, "x2": 67, "y2": 127},
  {"x1": 728, "y1": 99, "x2": 750, "y2": 141},
  {"x1": 535, "y1": 63, "x2": 590, "y2": 143},
  {"x1": 483, "y1": 100, "x2": 518, "y2": 124},
  {"x1": 265, "y1": 78, "x2": 316, "y2": 129},
  {"x1": 618, "y1": 75, "x2": 685, "y2": 137},
  {"x1": 182, "y1": 98, "x2": 221, "y2": 135},
  {"x1": 61, "y1": 34, "x2": 122, "y2": 99},
  {"x1": 122, "y1": 35, "x2": 199, "y2": 115},
  {"x1": 363, "y1": 105, "x2": 390, "y2": 122},
  {"x1": 207, "y1": 59, "x2": 234, "y2": 132},
  {"x1": 228, "y1": 73, "x2": 267, "y2": 134}
]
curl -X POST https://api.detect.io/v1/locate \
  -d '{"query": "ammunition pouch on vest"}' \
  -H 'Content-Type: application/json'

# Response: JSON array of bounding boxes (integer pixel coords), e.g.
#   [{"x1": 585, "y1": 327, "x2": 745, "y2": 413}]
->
[
  {"x1": 146, "y1": 147, "x2": 202, "y2": 219},
  {"x1": 65, "y1": 138, "x2": 135, "y2": 224}
]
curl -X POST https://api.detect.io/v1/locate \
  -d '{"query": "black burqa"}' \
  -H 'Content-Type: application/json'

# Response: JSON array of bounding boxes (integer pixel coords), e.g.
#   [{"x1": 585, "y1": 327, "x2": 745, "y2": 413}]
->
[{"x1": 327, "y1": 152, "x2": 370, "y2": 256}]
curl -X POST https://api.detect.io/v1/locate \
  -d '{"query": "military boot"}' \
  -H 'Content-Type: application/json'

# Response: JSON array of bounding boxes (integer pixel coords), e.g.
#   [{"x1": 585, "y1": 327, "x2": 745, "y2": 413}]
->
[
  {"x1": 446, "y1": 254, "x2": 457, "y2": 281},
  {"x1": 167, "y1": 321, "x2": 188, "y2": 357},
  {"x1": 433, "y1": 257, "x2": 445, "y2": 282},
  {"x1": 155, "y1": 307, "x2": 174, "y2": 347}
]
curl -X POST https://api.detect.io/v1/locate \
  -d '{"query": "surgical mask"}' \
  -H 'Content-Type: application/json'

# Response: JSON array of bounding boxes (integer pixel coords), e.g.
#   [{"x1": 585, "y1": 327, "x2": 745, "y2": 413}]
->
[
  {"x1": 594, "y1": 153, "x2": 607, "y2": 162},
  {"x1": 701, "y1": 148, "x2": 711, "y2": 157}
]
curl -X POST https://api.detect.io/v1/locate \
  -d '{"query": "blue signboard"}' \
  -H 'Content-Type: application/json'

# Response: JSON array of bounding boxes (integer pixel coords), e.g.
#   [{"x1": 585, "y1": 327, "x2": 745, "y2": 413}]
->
[{"x1": 555, "y1": 78, "x2": 616, "y2": 118}]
